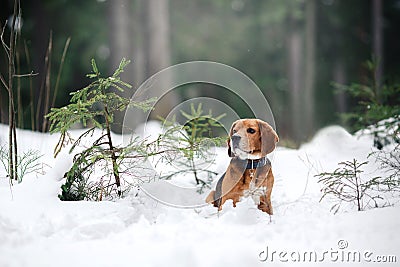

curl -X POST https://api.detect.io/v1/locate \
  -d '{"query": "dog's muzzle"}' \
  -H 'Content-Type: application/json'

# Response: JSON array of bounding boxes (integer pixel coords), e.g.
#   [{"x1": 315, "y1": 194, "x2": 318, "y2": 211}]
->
[{"x1": 231, "y1": 134, "x2": 241, "y2": 149}]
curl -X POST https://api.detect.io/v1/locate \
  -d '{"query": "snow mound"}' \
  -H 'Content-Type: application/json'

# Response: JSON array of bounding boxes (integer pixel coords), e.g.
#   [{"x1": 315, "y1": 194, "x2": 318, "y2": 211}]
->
[{"x1": 0, "y1": 124, "x2": 399, "y2": 267}]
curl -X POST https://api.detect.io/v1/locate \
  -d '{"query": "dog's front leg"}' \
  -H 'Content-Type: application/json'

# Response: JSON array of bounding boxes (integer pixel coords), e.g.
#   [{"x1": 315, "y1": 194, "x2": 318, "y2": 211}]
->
[{"x1": 258, "y1": 170, "x2": 274, "y2": 215}]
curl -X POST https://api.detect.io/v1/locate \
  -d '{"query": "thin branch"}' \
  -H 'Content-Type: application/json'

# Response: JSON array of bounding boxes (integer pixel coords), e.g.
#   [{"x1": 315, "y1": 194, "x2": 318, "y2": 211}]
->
[
  {"x1": 16, "y1": 46, "x2": 22, "y2": 128},
  {"x1": 51, "y1": 37, "x2": 71, "y2": 108},
  {"x1": 0, "y1": 72, "x2": 8, "y2": 91},
  {"x1": 1, "y1": 20, "x2": 10, "y2": 58},
  {"x1": 36, "y1": 32, "x2": 52, "y2": 131},
  {"x1": 42, "y1": 30, "x2": 53, "y2": 132},
  {"x1": 24, "y1": 40, "x2": 35, "y2": 130},
  {"x1": 13, "y1": 71, "x2": 39, "y2": 78}
]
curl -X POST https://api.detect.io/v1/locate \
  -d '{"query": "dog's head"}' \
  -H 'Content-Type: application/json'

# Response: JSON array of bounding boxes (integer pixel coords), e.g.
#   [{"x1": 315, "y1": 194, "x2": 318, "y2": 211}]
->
[{"x1": 227, "y1": 119, "x2": 279, "y2": 159}]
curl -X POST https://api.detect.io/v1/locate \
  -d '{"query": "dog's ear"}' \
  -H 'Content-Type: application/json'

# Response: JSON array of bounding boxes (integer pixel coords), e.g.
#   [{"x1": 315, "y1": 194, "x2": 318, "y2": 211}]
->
[
  {"x1": 258, "y1": 120, "x2": 279, "y2": 156},
  {"x1": 227, "y1": 121, "x2": 237, "y2": 157},
  {"x1": 227, "y1": 139, "x2": 234, "y2": 157}
]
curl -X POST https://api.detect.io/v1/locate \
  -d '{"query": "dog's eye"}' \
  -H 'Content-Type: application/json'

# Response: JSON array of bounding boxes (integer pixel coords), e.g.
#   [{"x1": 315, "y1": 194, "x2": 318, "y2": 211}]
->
[
  {"x1": 233, "y1": 129, "x2": 237, "y2": 133},
  {"x1": 247, "y1": 128, "x2": 256, "y2": 134}
]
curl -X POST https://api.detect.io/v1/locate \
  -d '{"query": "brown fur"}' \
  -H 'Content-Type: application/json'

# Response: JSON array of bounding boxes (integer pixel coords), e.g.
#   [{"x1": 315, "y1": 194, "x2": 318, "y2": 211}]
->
[{"x1": 205, "y1": 119, "x2": 278, "y2": 215}]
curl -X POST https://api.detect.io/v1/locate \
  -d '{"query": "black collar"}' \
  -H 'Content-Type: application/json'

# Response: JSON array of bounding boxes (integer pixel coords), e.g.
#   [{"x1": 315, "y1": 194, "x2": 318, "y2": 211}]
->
[{"x1": 245, "y1": 156, "x2": 270, "y2": 169}]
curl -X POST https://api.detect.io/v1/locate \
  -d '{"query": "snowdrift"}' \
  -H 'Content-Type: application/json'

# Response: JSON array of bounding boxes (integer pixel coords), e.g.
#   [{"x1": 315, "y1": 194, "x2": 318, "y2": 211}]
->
[{"x1": 0, "y1": 124, "x2": 399, "y2": 267}]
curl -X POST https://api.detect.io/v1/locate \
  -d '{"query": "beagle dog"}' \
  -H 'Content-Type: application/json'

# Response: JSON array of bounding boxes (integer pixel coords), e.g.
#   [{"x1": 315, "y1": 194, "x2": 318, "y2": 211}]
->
[{"x1": 205, "y1": 119, "x2": 279, "y2": 215}]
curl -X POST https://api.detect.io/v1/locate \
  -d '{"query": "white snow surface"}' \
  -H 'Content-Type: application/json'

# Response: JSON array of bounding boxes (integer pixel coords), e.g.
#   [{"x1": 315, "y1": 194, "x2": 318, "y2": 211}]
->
[{"x1": 0, "y1": 123, "x2": 399, "y2": 267}]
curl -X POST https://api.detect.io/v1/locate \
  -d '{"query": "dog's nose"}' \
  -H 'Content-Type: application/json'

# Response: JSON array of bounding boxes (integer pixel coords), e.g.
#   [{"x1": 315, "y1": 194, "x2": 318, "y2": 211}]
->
[{"x1": 231, "y1": 134, "x2": 241, "y2": 141}]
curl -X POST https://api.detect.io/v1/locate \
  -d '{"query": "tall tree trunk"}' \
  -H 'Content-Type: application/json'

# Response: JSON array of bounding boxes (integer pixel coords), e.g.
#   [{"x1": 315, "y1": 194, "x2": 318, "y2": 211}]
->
[
  {"x1": 145, "y1": 0, "x2": 171, "y2": 75},
  {"x1": 31, "y1": 0, "x2": 49, "y2": 131},
  {"x1": 0, "y1": 26, "x2": 3, "y2": 124},
  {"x1": 304, "y1": 0, "x2": 316, "y2": 139},
  {"x1": 287, "y1": 3, "x2": 304, "y2": 144},
  {"x1": 133, "y1": 0, "x2": 146, "y2": 88},
  {"x1": 372, "y1": 0, "x2": 383, "y2": 101},
  {"x1": 8, "y1": 0, "x2": 19, "y2": 183},
  {"x1": 333, "y1": 58, "x2": 347, "y2": 114},
  {"x1": 288, "y1": 31, "x2": 302, "y2": 144},
  {"x1": 0, "y1": 0, "x2": 11, "y2": 122},
  {"x1": 108, "y1": 0, "x2": 134, "y2": 133},
  {"x1": 144, "y1": 0, "x2": 178, "y2": 119}
]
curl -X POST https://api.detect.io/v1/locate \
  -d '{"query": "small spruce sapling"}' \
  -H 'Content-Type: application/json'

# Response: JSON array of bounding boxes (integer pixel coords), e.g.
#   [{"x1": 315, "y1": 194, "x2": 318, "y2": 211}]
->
[
  {"x1": 160, "y1": 103, "x2": 226, "y2": 193},
  {"x1": 46, "y1": 58, "x2": 154, "y2": 200},
  {"x1": 316, "y1": 159, "x2": 382, "y2": 214},
  {"x1": 0, "y1": 145, "x2": 43, "y2": 183},
  {"x1": 331, "y1": 58, "x2": 400, "y2": 205},
  {"x1": 369, "y1": 145, "x2": 400, "y2": 194}
]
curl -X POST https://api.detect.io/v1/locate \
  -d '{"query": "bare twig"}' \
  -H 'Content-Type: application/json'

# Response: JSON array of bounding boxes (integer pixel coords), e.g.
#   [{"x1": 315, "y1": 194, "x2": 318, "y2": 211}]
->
[
  {"x1": 13, "y1": 72, "x2": 39, "y2": 78},
  {"x1": 42, "y1": 30, "x2": 53, "y2": 132},
  {"x1": 1, "y1": 20, "x2": 10, "y2": 58},
  {"x1": 0, "y1": 24, "x2": 9, "y2": 135},
  {"x1": 51, "y1": 37, "x2": 71, "y2": 108},
  {"x1": 36, "y1": 32, "x2": 51, "y2": 131},
  {"x1": 16, "y1": 46, "x2": 22, "y2": 127},
  {"x1": 23, "y1": 40, "x2": 35, "y2": 130},
  {"x1": 0, "y1": 73, "x2": 8, "y2": 90}
]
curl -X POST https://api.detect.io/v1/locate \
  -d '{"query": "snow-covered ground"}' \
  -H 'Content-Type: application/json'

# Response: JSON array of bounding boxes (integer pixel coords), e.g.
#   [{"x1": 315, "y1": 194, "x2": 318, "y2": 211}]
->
[{"x1": 0, "y1": 124, "x2": 399, "y2": 267}]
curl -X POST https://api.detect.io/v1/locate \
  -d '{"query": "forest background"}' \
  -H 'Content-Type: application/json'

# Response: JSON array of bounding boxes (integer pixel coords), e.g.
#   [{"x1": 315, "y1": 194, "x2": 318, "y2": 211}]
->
[{"x1": 0, "y1": 0, "x2": 397, "y2": 145}]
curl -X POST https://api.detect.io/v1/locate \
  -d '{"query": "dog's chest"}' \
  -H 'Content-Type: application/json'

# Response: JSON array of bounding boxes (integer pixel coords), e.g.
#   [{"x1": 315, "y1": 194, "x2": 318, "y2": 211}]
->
[{"x1": 240, "y1": 171, "x2": 267, "y2": 204}]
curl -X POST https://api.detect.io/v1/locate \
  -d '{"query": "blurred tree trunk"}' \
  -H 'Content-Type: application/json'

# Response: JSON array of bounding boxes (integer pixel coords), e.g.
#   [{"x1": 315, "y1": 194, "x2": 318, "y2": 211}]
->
[
  {"x1": 304, "y1": 0, "x2": 316, "y2": 139},
  {"x1": 133, "y1": 0, "x2": 146, "y2": 88},
  {"x1": 0, "y1": 18, "x2": 6, "y2": 123},
  {"x1": 287, "y1": 4, "x2": 303, "y2": 144},
  {"x1": 144, "y1": 0, "x2": 178, "y2": 119},
  {"x1": 0, "y1": 24, "x2": 3, "y2": 123},
  {"x1": 372, "y1": 0, "x2": 383, "y2": 100},
  {"x1": 108, "y1": 0, "x2": 134, "y2": 133},
  {"x1": 145, "y1": 0, "x2": 170, "y2": 76},
  {"x1": 333, "y1": 58, "x2": 347, "y2": 114},
  {"x1": 288, "y1": 32, "x2": 302, "y2": 143},
  {"x1": 31, "y1": 0, "x2": 49, "y2": 131}
]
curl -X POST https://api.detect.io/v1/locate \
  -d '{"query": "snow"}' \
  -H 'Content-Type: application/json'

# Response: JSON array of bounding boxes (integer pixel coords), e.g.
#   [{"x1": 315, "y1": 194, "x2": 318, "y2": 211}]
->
[{"x1": 0, "y1": 123, "x2": 399, "y2": 267}]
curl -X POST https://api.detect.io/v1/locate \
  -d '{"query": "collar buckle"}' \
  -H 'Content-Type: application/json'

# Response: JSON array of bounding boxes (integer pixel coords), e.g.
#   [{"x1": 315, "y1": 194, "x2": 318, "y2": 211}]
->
[{"x1": 245, "y1": 156, "x2": 269, "y2": 170}]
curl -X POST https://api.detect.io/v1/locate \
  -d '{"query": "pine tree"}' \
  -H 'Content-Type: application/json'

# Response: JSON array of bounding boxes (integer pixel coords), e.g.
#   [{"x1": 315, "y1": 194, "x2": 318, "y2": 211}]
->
[
  {"x1": 46, "y1": 58, "x2": 154, "y2": 200},
  {"x1": 317, "y1": 159, "x2": 390, "y2": 213},
  {"x1": 159, "y1": 103, "x2": 226, "y2": 193}
]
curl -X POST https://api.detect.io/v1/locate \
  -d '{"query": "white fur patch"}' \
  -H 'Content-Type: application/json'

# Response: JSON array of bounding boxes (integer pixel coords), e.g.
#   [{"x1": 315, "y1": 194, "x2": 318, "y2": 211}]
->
[
  {"x1": 232, "y1": 148, "x2": 249, "y2": 160},
  {"x1": 243, "y1": 180, "x2": 267, "y2": 205},
  {"x1": 230, "y1": 133, "x2": 262, "y2": 160},
  {"x1": 232, "y1": 147, "x2": 262, "y2": 160}
]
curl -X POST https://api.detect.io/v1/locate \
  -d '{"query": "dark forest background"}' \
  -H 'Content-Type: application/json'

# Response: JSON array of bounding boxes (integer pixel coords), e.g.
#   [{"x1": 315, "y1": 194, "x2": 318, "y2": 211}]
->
[{"x1": 0, "y1": 0, "x2": 398, "y2": 144}]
